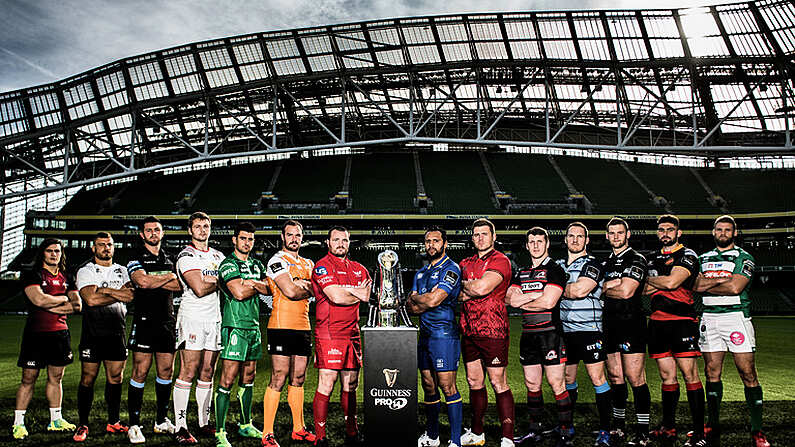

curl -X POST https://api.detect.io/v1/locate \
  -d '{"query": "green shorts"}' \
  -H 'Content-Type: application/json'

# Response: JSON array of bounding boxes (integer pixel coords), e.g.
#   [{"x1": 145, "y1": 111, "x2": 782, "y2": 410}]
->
[{"x1": 220, "y1": 327, "x2": 262, "y2": 362}]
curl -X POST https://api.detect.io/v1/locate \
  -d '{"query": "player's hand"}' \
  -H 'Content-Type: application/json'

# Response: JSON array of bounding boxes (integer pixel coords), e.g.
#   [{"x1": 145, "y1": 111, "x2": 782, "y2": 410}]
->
[
  {"x1": 603, "y1": 278, "x2": 621, "y2": 289},
  {"x1": 204, "y1": 275, "x2": 218, "y2": 284},
  {"x1": 295, "y1": 279, "x2": 311, "y2": 290}
]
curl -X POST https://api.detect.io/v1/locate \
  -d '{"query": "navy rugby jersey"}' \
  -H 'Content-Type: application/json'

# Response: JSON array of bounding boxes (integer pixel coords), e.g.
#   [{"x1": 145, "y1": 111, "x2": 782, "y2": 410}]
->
[
  {"x1": 412, "y1": 255, "x2": 461, "y2": 338},
  {"x1": 512, "y1": 256, "x2": 568, "y2": 333},
  {"x1": 557, "y1": 255, "x2": 604, "y2": 333}
]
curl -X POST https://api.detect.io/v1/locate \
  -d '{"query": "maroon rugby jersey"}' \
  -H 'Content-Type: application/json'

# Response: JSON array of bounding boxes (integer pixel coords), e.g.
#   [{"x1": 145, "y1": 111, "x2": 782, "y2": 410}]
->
[
  {"x1": 459, "y1": 249, "x2": 512, "y2": 339},
  {"x1": 21, "y1": 268, "x2": 75, "y2": 332},
  {"x1": 311, "y1": 253, "x2": 371, "y2": 339}
]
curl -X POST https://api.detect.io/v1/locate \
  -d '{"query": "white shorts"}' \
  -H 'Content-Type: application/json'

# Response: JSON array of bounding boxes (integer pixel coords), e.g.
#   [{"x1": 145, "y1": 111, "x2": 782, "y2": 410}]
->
[
  {"x1": 698, "y1": 312, "x2": 756, "y2": 353},
  {"x1": 176, "y1": 315, "x2": 222, "y2": 352}
]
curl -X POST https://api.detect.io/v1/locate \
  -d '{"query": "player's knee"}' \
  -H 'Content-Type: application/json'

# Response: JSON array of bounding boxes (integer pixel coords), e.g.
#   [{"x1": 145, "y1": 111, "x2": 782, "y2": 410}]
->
[
  {"x1": 269, "y1": 373, "x2": 287, "y2": 390},
  {"x1": 439, "y1": 382, "x2": 457, "y2": 396},
  {"x1": 80, "y1": 373, "x2": 97, "y2": 387},
  {"x1": 290, "y1": 372, "x2": 306, "y2": 387},
  {"x1": 106, "y1": 371, "x2": 123, "y2": 385},
  {"x1": 739, "y1": 370, "x2": 758, "y2": 386},
  {"x1": 47, "y1": 370, "x2": 64, "y2": 383},
  {"x1": 626, "y1": 375, "x2": 646, "y2": 387},
  {"x1": 20, "y1": 372, "x2": 38, "y2": 386}
]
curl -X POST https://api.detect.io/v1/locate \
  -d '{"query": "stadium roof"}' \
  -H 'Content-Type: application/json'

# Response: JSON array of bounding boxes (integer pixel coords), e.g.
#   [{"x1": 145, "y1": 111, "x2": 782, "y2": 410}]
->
[{"x1": 1, "y1": 0, "x2": 794, "y2": 199}]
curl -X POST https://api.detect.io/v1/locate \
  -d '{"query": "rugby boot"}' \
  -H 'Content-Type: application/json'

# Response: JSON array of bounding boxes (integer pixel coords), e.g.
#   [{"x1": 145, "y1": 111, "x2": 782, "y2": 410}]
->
[
  {"x1": 238, "y1": 422, "x2": 263, "y2": 438},
  {"x1": 13, "y1": 424, "x2": 28, "y2": 440},
  {"x1": 215, "y1": 430, "x2": 232, "y2": 447},
  {"x1": 175, "y1": 427, "x2": 198, "y2": 445},
  {"x1": 262, "y1": 432, "x2": 280, "y2": 447},
  {"x1": 594, "y1": 429, "x2": 611, "y2": 447},
  {"x1": 650, "y1": 425, "x2": 677, "y2": 440},
  {"x1": 461, "y1": 428, "x2": 486, "y2": 446},
  {"x1": 48, "y1": 418, "x2": 77, "y2": 431},
  {"x1": 128, "y1": 425, "x2": 146, "y2": 444},
  {"x1": 752, "y1": 431, "x2": 771, "y2": 447},
  {"x1": 106, "y1": 421, "x2": 129, "y2": 433},
  {"x1": 418, "y1": 431, "x2": 441, "y2": 447},
  {"x1": 73, "y1": 425, "x2": 89, "y2": 442},
  {"x1": 292, "y1": 427, "x2": 317, "y2": 443}
]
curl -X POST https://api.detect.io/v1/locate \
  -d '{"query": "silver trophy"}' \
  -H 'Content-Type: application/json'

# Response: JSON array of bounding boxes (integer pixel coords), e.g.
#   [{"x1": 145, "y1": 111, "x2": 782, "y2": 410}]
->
[{"x1": 366, "y1": 250, "x2": 413, "y2": 327}]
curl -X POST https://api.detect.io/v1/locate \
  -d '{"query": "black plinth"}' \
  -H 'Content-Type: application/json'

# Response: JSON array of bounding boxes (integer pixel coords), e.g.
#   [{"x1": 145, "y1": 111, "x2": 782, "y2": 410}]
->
[{"x1": 362, "y1": 326, "x2": 418, "y2": 446}]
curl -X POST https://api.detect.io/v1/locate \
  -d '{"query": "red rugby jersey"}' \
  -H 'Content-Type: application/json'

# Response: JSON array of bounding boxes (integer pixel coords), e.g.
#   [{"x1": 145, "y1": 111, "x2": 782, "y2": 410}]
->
[
  {"x1": 22, "y1": 268, "x2": 75, "y2": 332},
  {"x1": 311, "y1": 253, "x2": 371, "y2": 339},
  {"x1": 459, "y1": 249, "x2": 512, "y2": 339}
]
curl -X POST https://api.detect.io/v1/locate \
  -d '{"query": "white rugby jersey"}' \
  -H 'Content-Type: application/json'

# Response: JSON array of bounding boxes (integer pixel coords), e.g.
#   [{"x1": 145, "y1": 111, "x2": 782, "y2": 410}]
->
[{"x1": 176, "y1": 244, "x2": 225, "y2": 322}]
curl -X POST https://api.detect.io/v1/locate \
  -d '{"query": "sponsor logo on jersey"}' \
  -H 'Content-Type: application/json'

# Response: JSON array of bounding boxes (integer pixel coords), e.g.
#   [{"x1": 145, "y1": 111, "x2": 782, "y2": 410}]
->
[
  {"x1": 628, "y1": 266, "x2": 644, "y2": 280},
  {"x1": 328, "y1": 348, "x2": 343, "y2": 355},
  {"x1": 315, "y1": 266, "x2": 328, "y2": 276},
  {"x1": 270, "y1": 263, "x2": 285, "y2": 274},
  {"x1": 521, "y1": 282, "x2": 544, "y2": 292},
  {"x1": 545, "y1": 350, "x2": 558, "y2": 361},
  {"x1": 491, "y1": 357, "x2": 501, "y2": 365},
  {"x1": 742, "y1": 259, "x2": 755, "y2": 277},
  {"x1": 584, "y1": 265, "x2": 599, "y2": 279},
  {"x1": 443, "y1": 270, "x2": 459, "y2": 286},
  {"x1": 532, "y1": 270, "x2": 547, "y2": 280}
]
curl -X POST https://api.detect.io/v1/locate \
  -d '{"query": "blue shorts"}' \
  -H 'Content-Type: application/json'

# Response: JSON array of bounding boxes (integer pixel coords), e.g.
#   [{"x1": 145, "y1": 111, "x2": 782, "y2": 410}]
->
[{"x1": 418, "y1": 336, "x2": 460, "y2": 372}]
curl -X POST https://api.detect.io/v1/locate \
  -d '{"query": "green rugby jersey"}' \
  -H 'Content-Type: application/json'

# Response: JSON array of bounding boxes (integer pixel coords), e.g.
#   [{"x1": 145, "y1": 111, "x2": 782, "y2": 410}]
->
[
  {"x1": 218, "y1": 253, "x2": 264, "y2": 329},
  {"x1": 698, "y1": 246, "x2": 755, "y2": 317}
]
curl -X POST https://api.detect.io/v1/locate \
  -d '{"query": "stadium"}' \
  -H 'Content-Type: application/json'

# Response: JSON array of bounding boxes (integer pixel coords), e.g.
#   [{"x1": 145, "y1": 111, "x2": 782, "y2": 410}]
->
[{"x1": 1, "y1": 0, "x2": 794, "y2": 446}]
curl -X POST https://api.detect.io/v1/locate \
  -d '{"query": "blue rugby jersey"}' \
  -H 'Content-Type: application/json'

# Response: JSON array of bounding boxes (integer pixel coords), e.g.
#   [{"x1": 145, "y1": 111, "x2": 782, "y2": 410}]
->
[
  {"x1": 556, "y1": 254, "x2": 604, "y2": 333},
  {"x1": 412, "y1": 255, "x2": 461, "y2": 338}
]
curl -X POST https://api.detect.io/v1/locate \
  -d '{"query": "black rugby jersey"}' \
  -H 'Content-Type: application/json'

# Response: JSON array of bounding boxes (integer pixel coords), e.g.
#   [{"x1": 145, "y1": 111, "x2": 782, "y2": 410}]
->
[
  {"x1": 647, "y1": 244, "x2": 699, "y2": 321},
  {"x1": 126, "y1": 246, "x2": 176, "y2": 326},
  {"x1": 602, "y1": 247, "x2": 647, "y2": 323},
  {"x1": 512, "y1": 256, "x2": 568, "y2": 333}
]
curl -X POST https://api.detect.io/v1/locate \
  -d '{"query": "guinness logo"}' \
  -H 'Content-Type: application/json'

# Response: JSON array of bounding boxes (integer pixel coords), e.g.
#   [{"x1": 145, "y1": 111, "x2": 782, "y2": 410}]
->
[{"x1": 383, "y1": 368, "x2": 399, "y2": 388}]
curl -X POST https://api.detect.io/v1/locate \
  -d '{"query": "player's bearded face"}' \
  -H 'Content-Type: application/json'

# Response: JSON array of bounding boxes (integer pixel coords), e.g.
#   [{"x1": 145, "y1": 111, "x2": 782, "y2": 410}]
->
[
  {"x1": 93, "y1": 238, "x2": 114, "y2": 261},
  {"x1": 657, "y1": 224, "x2": 679, "y2": 247},
  {"x1": 713, "y1": 223, "x2": 735, "y2": 248},
  {"x1": 282, "y1": 226, "x2": 303, "y2": 252},
  {"x1": 606, "y1": 225, "x2": 628, "y2": 250},
  {"x1": 424, "y1": 231, "x2": 446, "y2": 261},
  {"x1": 141, "y1": 223, "x2": 163, "y2": 246},
  {"x1": 328, "y1": 230, "x2": 349, "y2": 258},
  {"x1": 189, "y1": 219, "x2": 210, "y2": 243}
]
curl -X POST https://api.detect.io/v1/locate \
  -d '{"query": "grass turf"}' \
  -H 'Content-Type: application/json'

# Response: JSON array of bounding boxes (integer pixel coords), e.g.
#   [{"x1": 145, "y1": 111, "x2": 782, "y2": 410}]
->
[{"x1": 0, "y1": 315, "x2": 793, "y2": 446}]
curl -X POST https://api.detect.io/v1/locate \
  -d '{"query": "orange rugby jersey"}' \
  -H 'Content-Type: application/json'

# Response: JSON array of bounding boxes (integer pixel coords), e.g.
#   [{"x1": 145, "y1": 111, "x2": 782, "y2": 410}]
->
[{"x1": 265, "y1": 250, "x2": 314, "y2": 330}]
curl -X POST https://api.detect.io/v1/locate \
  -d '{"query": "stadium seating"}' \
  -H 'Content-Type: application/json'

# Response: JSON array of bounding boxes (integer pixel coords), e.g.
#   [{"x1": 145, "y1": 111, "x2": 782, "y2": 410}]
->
[
  {"x1": 192, "y1": 164, "x2": 275, "y2": 213},
  {"x1": 630, "y1": 163, "x2": 721, "y2": 214},
  {"x1": 554, "y1": 156, "x2": 654, "y2": 214},
  {"x1": 350, "y1": 153, "x2": 416, "y2": 213},
  {"x1": 698, "y1": 168, "x2": 795, "y2": 212},
  {"x1": 268, "y1": 156, "x2": 345, "y2": 212},
  {"x1": 420, "y1": 152, "x2": 495, "y2": 213},
  {"x1": 487, "y1": 154, "x2": 570, "y2": 203}
]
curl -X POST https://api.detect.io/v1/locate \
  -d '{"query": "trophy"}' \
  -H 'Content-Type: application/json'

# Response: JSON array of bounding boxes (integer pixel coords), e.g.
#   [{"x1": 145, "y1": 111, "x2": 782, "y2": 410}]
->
[{"x1": 366, "y1": 250, "x2": 413, "y2": 327}]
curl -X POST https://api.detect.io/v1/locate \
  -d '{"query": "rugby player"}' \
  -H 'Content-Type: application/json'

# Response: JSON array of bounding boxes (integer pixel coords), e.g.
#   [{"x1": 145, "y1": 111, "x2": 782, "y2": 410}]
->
[
  {"x1": 644, "y1": 215, "x2": 705, "y2": 447},
  {"x1": 214, "y1": 222, "x2": 268, "y2": 447},
  {"x1": 406, "y1": 227, "x2": 464, "y2": 447},
  {"x1": 310, "y1": 226, "x2": 372, "y2": 447},
  {"x1": 506, "y1": 227, "x2": 572, "y2": 447},
  {"x1": 556, "y1": 222, "x2": 612, "y2": 447},
  {"x1": 73, "y1": 232, "x2": 133, "y2": 442},
  {"x1": 458, "y1": 218, "x2": 514, "y2": 447},
  {"x1": 172, "y1": 212, "x2": 225, "y2": 444},
  {"x1": 262, "y1": 220, "x2": 316, "y2": 446},
  {"x1": 601, "y1": 217, "x2": 652, "y2": 446},
  {"x1": 13, "y1": 238, "x2": 81, "y2": 440},
  {"x1": 694, "y1": 215, "x2": 770, "y2": 447},
  {"x1": 126, "y1": 215, "x2": 181, "y2": 444}
]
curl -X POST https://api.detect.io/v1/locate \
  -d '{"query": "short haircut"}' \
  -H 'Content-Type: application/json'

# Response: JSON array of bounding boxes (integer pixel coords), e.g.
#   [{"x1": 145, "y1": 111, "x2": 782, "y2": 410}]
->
[
  {"x1": 566, "y1": 221, "x2": 589, "y2": 238},
  {"x1": 94, "y1": 231, "x2": 112, "y2": 242},
  {"x1": 424, "y1": 226, "x2": 447, "y2": 243},
  {"x1": 657, "y1": 214, "x2": 680, "y2": 228},
  {"x1": 526, "y1": 226, "x2": 549, "y2": 243},
  {"x1": 606, "y1": 217, "x2": 629, "y2": 232},
  {"x1": 282, "y1": 219, "x2": 303, "y2": 235},
  {"x1": 327, "y1": 226, "x2": 348, "y2": 240},
  {"x1": 714, "y1": 215, "x2": 737, "y2": 231},
  {"x1": 35, "y1": 238, "x2": 66, "y2": 272},
  {"x1": 188, "y1": 211, "x2": 211, "y2": 227},
  {"x1": 472, "y1": 218, "x2": 495, "y2": 235},
  {"x1": 140, "y1": 215, "x2": 161, "y2": 231},
  {"x1": 233, "y1": 221, "x2": 256, "y2": 237}
]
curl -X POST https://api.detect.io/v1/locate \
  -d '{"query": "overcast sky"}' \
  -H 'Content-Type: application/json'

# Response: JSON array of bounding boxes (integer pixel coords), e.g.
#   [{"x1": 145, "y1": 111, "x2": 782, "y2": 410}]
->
[{"x1": 0, "y1": 0, "x2": 741, "y2": 93}]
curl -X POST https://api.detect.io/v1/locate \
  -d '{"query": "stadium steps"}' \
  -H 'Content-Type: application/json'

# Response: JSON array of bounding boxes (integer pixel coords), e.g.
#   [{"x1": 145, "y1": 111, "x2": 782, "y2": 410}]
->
[
  {"x1": 349, "y1": 153, "x2": 415, "y2": 213},
  {"x1": 60, "y1": 182, "x2": 131, "y2": 214},
  {"x1": 109, "y1": 172, "x2": 205, "y2": 214},
  {"x1": 413, "y1": 151, "x2": 432, "y2": 212},
  {"x1": 193, "y1": 164, "x2": 273, "y2": 214},
  {"x1": 554, "y1": 156, "x2": 652, "y2": 214},
  {"x1": 267, "y1": 155, "x2": 346, "y2": 213},
  {"x1": 419, "y1": 152, "x2": 495, "y2": 213},
  {"x1": 629, "y1": 163, "x2": 721, "y2": 214},
  {"x1": 697, "y1": 168, "x2": 795, "y2": 213},
  {"x1": 486, "y1": 154, "x2": 573, "y2": 211},
  {"x1": 618, "y1": 162, "x2": 672, "y2": 212},
  {"x1": 478, "y1": 151, "x2": 508, "y2": 209},
  {"x1": 689, "y1": 168, "x2": 730, "y2": 213}
]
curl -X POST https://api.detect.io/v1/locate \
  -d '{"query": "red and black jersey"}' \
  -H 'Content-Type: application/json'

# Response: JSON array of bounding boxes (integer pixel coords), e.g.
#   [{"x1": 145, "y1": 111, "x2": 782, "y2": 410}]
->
[
  {"x1": 647, "y1": 244, "x2": 699, "y2": 321},
  {"x1": 512, "y1": 257, "x2": 568, "y2": 333},
  {"x1": 459, "y1": 249, "x2": 512, "y2": 339},
  {"x1": 21, "y1": 268, "x2": 76, "y2": 333}
]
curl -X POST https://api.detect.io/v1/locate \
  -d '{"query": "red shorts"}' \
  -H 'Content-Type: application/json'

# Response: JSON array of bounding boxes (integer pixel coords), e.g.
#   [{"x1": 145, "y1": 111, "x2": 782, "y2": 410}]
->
[
  {"x1": 461, "y1": 335, "x2": 509, "y2": 367},
  {"x1": 314, "y1": 337, "x2": 362, "y2": 370}
]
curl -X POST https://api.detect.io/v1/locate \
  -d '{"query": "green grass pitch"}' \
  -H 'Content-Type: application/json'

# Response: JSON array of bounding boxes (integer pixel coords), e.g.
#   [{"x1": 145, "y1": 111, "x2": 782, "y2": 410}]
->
[{"x1": 0, "y1": 315, "x2": 793, "y2": 446}]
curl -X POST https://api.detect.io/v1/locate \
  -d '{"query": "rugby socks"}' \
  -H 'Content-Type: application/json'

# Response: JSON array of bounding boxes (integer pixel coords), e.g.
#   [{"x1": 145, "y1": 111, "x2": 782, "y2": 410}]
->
[
  {"x1": 527, "y1": 390, "x2": 544, "y2": 430},
  {"x1": 173, "y1": 379, "x2": 192, "y2": 430},
  {"x1": 445, "y1": 391, "x2": 463, "y2": 446},
  {"x1": 632, "y1": 384, "x2": 651, "y2": 434},
  {"x1": 49, "y1": 407, "x2": 63, "y2": 423},
  {"x1": 77, "y1": 384, "x2": 94, "y2": 425},
  {"x1": 706, "y1": 380, "x2": 723, "y2": 428},
  {"x1": 215, "y1": 386, "x2": 231, "y2": 433},
  {"x1": 313, "y1": 391, "x2": 330, "y2": 440},
  {"x1": 340, "y1": 389, "x2": 358, "y2": 436},
  {"x1": 106, "y1": 382, "x2": 122, "y2": 424},
  {"x1": 237, "y1": 382, "x2": 254, "y2": 425},
  {"x1": 470, "y1": 387, "x2": 488, "y2": 435},
  {"x1": 594, "y1": 382, "x2": 612, "y2": 431},
  {"x1": 263, "y1": 387, "x2": 280, "y2": 434},
  {"x1": 155, "y1": 377, "x2": 173, "y2": 424},
  {"x1": 661, "y1": 383, "x2": 680, "y2": 429},
  {"x1": 555, "y1": 390, "x2": 573, "y2": 431},
  {"x1": 744, "y1": 385, "x2": 763, "y2": 432},
  {"x1": 128, "y1": 379, "x2": 145, "y2": 426},
  {"x1": 424, "y1": 392, "x2": 441, "y2": 439},
  {"x1": 14, "y1": 410, "x2": 25, "y2": 426},
  {"x1": 686, "y1": 381, "x2": 705, "y2": 437},
  {"x1": 196, "y1": 380, "x2": 214, "y2": 428},
  {"x1": 567, "y1": 381, "x2": 579, "y2": 407},
  {"x1": 287, "y1": 385, "x2": 305, "y2": 432},
  {"x1": 495, "y1": 389, "x2": 515, "y2": 440},
  {"x1": 612, "y1": 382, "x2": 628, "y2": 430}
]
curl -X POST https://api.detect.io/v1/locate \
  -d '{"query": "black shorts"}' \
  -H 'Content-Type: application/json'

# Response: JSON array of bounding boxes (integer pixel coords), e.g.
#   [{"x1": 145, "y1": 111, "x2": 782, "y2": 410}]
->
[
  {"x1": 605, "y1": 318, "x2": 647, "y2": 354},
  {"x1": 519, "y1": 330, "x2": 567, "y2": 366},
  {"x1": 648, "y1": 319, "x2": 701, "y2": 359},
  {"x1": 563, "y1": 331, "x2": 606, "y2": 365},
  {"x1": 79, "y1": 333, "x2": 128, "y2": 363},
  {"x1": 128, "y1": 319, "x2": 176, "y2": 353},
  {"x1": 267, "y1": 329, "x2": 312, "y2": 357},
  {"x1": 18, "y1": 330, "x2": 74, "y2": 369}
]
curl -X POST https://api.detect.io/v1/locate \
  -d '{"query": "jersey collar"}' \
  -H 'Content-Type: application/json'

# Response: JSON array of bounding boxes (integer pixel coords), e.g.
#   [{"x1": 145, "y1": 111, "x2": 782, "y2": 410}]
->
[
  {"x1": 661, "y1": 243, "x2": 684, "y2": 255},
  {"x1": 611, "y1": 246, "x2": 632, "y2": 258},
  {"x1": 478, "y1": 249, "x2": 496, "y2": 261}
]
